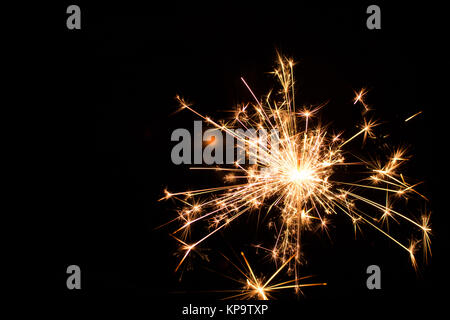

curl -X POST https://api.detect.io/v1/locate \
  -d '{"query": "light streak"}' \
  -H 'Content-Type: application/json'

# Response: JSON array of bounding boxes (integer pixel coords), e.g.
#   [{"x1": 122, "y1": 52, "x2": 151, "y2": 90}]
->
[{"x1": 405, "y1": 110, "x2": 423, "y2": 122}]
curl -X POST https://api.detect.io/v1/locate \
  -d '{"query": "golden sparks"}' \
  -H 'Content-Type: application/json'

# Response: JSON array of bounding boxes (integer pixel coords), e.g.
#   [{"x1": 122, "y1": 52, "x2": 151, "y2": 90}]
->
[{"x1": 161, "y1": 55, "x2": 430, "y2": 297}]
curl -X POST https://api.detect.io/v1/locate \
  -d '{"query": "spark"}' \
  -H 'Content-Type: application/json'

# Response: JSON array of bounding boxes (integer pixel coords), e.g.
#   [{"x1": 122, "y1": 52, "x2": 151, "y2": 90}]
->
[
  {"x1": 161, "y1": 55, "x2": 430, "y2": 296},
  {"x1": 353, "y1": 88, "x2": 370, "y2": 112},
  {"x1": 221, "y1": 252, "x2": 326, "y2": 300},
  {"x1": 405, "y1": 110, "x2": 423, "y2": 122},
  {"x1": 420, "y1": 212, "x2": 432, "y2": 263}
]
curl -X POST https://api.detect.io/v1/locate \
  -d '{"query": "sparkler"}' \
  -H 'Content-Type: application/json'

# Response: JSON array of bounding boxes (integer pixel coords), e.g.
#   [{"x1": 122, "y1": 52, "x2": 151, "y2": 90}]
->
[{"x1": 160, "y1": 54, "x2": 430, "y2": 297}]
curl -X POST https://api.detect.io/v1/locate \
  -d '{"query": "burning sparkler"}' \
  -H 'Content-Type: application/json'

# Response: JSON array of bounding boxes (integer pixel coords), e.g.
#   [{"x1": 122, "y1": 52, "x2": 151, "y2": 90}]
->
[{"x1": 160, "y1": 54, "x2": 430, "y2": 296}]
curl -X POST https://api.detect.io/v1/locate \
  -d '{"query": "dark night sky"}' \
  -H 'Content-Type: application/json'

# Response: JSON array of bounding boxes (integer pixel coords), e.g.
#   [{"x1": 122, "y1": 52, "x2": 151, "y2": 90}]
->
[{"x1": 44, "y1": 1, "x2": 446, "y2": 317}]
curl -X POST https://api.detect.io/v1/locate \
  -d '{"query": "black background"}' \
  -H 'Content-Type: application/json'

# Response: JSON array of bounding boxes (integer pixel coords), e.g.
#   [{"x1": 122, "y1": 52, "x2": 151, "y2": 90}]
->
[{"x1": 43, "y1": 1, "x2": 445, "y2": 318}]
